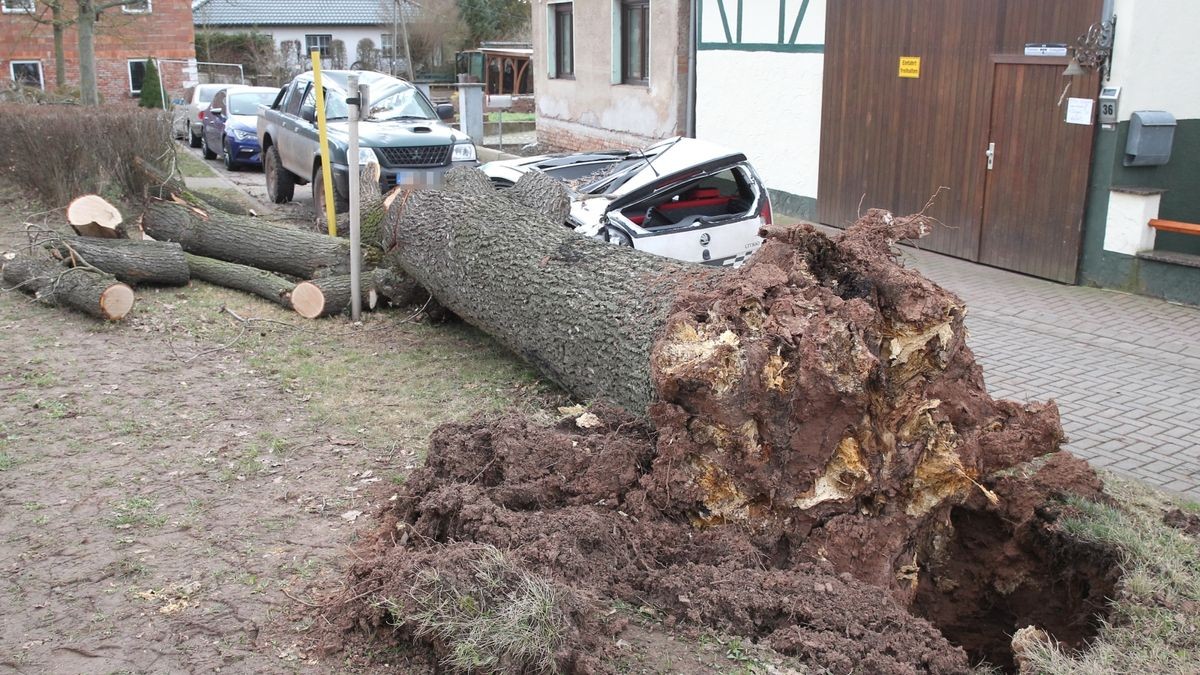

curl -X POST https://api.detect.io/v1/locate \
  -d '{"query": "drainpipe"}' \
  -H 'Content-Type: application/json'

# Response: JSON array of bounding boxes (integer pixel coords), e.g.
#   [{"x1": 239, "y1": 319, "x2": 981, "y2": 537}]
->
[{"x1": 685, "y1": 0, "x2": 697, "y2": 138}]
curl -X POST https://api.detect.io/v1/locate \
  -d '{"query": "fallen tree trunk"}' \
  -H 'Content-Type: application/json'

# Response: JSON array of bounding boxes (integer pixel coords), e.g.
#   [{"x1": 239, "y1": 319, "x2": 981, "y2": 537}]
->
[
  {"x1": 134, "y1": 156, "x2": 256, "y2": 216},
  {"x1": 184, "y1": 254, "x2": 293, "y2": 308},
  {"x1": 2, "y1": 254, "x2": 134, "y2": 320},
  {"x1": 52, "y1": 237, "x2": 189, "y2": 286},
  {"x1": 143, "y1": 200, "x2": 377, "y2": 278},
  {"x1": 381, "y1": 167, "x2": 1063, "y2": 602},
  {"x1": 292, "y1": 268, "x2": 412, "y2": 319},
  {"x1": 66, "y1": 195, "x2": 140, "y2": 239}
]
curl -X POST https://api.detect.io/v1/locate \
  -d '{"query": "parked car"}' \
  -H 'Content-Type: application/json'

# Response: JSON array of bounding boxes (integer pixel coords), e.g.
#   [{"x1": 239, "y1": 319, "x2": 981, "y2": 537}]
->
[
  {"x1": 173, "y1": 83, "x2": 231, "y2": 148},
  {"x1": 200, "y1": 86, "x2": 278, "y2": 170},
  {"x1": 257, "y1": 70, "x2": 476, "y2": 214},
  {"x1": 481, "y1": 137, "x2": 772, "y2": 267}
]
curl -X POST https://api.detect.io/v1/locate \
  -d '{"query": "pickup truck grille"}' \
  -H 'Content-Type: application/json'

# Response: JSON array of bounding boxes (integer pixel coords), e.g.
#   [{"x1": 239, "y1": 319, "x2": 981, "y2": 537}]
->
[{"x1": 377, "y1": 145, "x2": 452, "y2": 168}]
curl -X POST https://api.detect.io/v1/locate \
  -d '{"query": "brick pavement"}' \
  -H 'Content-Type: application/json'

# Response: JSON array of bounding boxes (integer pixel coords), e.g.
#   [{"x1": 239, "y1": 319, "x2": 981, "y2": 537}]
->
[{"x1": 896, "y1": 243, "x2": 1200, "y2": 498}]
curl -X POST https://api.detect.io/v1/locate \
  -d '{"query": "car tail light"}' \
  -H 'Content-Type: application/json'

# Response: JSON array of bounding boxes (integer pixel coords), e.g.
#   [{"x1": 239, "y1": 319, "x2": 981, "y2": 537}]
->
[
  {"x1": 760, "y1": 194, "x2": 773, "y2": 225},
  {"x1": 198, "y1": 111, "x2": 205, "y2": 121}
]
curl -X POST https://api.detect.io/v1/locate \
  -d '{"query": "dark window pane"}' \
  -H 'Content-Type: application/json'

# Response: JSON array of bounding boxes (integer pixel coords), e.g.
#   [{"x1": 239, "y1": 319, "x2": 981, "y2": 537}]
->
[
  {"x1": 622, "y1": 2, "x2": 648, "y2": 84},
  {"x1": 11, "y1": 62, "x2": 42, "y2": 89},
  {"x1": 554, "y1": 4, "x2": 573, "y2": 78},
  {"x1": 128, "y1": 60, "x2": 146, "y2": 93}
]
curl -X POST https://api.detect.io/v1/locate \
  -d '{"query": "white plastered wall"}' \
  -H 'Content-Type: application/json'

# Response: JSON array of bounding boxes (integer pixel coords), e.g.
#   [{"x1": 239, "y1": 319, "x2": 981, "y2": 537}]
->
[
  {"x1": 695, "y1": 0, "x2": 825, "y2": 203},
  {"x1": 1107, "y1": 0, "x2": 1200, "y2": 122}
]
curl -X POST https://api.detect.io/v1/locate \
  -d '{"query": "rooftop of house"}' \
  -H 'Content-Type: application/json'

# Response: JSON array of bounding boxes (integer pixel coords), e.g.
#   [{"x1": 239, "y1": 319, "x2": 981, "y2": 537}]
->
[{"x1": 192, "y1": 0, "x2": 417, "y2": 27}]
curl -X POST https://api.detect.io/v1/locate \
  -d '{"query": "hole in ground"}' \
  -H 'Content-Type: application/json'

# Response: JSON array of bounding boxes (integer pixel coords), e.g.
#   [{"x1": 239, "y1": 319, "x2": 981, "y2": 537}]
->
[{"x1": 911, "y1": 503, "x2": 1122, "y2": 672}]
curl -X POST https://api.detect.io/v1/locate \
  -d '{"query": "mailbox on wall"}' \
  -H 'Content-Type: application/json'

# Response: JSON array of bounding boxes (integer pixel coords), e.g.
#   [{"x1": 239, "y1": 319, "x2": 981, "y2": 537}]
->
[{"x1": 1124, "y1": 111, "x2": 1177, "y2": 167}]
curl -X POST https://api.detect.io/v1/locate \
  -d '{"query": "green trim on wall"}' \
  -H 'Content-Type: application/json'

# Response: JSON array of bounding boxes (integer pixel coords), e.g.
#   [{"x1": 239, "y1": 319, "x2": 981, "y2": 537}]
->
[
  {"x1": 700, "y1": 0, "x2": 822, "y2": 52},
  {"x1": 1079, "y1": 119, "x2": 1200, "y2": 306},
  {"x1": 698, "y1": 43, "x2": 824, "y2": 53}
]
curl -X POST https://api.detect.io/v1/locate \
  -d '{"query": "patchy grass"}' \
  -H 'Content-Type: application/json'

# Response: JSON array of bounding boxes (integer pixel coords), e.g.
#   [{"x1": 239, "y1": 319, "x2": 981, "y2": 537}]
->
[
  {"x1": 107, "y1": 497, "x2": 169, "y2": 529},
  {"x1": 175, "y1": 150, "x2": 217, "y2": 178},
  {"x1": 1020, "y1": 473, "x2": 1200, "y2": 673},
  {"x1": 0, "y1": 452, "x2": 15, "y2": 471},
  {"x1": 486, "y1": 112, "x2": 535, "y2": 123},
  {"x1": 139, "y1": 278, "x2": 562, "y2": 453}
]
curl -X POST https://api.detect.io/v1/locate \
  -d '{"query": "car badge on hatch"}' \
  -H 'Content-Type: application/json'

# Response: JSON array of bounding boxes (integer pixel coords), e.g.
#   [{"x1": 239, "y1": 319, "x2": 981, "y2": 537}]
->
[{"x1": 699, "y1": 233, "x2": 711, "y2": 246}]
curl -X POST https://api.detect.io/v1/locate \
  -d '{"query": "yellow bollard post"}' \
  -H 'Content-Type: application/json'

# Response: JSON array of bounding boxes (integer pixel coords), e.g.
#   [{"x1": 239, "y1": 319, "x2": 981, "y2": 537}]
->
[{"x1": 311, "y1": 51, "x2": 338, "y2": 237}]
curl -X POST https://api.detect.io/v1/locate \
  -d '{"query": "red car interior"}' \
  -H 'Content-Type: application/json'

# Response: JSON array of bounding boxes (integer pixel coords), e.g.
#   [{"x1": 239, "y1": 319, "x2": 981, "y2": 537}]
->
[{"x1": 624, "y1": 186, "x2": 737, "y2": 226}]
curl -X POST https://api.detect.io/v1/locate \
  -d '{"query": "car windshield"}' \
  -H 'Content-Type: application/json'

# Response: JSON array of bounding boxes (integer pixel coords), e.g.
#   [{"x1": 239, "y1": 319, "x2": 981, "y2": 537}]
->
[
  {"x1": 363, "y1": 85, "x2": 436, "y2": 121},
  {"x1": 228, "y1": 91, "x2": 276, "y2": 116},
  {"x1": 198, "y1": 85, "x2": 224, "y2": 104}
]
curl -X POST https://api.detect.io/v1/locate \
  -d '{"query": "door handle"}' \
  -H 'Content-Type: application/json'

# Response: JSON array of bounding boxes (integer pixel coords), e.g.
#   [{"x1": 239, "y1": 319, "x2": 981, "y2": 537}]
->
[{"x1": 986, "y1": 142, "x2": 996, "y2": 171}]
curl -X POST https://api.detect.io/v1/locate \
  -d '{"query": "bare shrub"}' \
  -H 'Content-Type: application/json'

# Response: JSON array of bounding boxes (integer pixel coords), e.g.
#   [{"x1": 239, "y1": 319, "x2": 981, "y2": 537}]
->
[{"x1": 0, "y1": 103, "x2": 174, "y2": 208}]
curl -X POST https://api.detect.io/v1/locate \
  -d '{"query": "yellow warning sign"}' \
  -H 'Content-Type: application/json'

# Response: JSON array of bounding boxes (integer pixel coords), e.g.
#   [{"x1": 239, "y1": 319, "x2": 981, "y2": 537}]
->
[{"x1": 899, "y1": 56, "x2": 921, "y2": 78}]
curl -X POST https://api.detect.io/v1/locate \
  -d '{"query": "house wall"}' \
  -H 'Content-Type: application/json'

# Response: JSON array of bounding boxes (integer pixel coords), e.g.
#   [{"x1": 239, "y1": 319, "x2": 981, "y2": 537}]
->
[
  {"x1": 694, "y1": 0, "x2": 825, "y2": 218},
  {"x1": 0, "y1": 0, "x2": 196, "y2": 103},
  {"x1": 200, "y1": 25, "x2": 392, "y2": 63},
  {"x1": 1078, "y1": 0, "x2": 1200, "y2": 305},
  {"x1": 532, "y1": 0, "x2": 689, "y2": 151}
]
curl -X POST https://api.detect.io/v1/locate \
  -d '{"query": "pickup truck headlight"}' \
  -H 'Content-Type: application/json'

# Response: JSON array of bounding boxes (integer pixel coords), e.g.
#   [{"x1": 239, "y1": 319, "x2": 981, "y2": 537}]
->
[
  {"x1": 451, "y1": 143, "x2": 477, "y2": 162},
  {"x1": 357, "y1": 148, "x2": 380, "y2": 166}
]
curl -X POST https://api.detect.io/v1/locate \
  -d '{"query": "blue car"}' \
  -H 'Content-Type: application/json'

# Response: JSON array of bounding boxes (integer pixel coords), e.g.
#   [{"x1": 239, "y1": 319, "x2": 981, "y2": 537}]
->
[{"x1": 200, "y1": 86, "x2": 279, "y2": 170}]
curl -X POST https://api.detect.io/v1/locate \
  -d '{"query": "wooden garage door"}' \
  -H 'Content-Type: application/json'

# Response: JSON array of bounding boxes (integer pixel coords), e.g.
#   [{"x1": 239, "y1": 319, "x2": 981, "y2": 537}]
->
[{"x1": 818, "y1": 0, "x2": 1103, "y2": 279}]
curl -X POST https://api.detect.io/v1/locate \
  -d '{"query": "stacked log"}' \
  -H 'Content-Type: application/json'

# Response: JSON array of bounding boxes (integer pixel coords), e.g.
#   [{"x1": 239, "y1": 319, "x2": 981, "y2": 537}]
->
[
  {"x1": 2, "y1": 254, "x2": 134, "y2": 320},
  {"x1": 52, "y1": 237, "x2": 189, "y2": 286}
]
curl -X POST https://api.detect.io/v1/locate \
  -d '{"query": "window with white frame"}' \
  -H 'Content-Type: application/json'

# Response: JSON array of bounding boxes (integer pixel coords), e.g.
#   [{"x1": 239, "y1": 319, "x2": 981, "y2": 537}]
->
[
  {"x1": 128, "y1": 59, "x2": 146, "y2": 94},
  {"x1": 1, "y1": 0, "x2": 35, "y2": 12},
  {"x1": 380, "y1": 32, "x2": 394, "y2": 58},
  {"x1": 548, "y1": 2, "x2": 573, "y2": 79},
  {"x1": 618, "y1": 0, "x2": 648, "y2": 85},
  {"x1": 305, "y1": 34, "x2": 333, "y2": 59},
  {"x1": 121, "y1": 0, "x2": 151, "y2": 13},
  {"x1": 10, "y1": 61, "x2": 44, "y2": 90}
]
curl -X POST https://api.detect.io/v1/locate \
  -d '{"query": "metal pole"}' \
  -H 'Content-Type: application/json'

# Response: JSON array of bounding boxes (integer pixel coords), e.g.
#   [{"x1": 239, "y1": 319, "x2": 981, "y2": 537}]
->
[{"x1": 347, "y1": 74, "x2": 363, "y2": 321}]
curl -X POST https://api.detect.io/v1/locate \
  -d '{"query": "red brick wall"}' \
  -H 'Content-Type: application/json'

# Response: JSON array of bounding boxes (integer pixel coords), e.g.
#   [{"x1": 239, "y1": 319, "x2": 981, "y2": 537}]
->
[
  {"x1": 536, "y1": 116, "x2": 659, "y2": 153},
  {"x1": 0, "y1": 0, "x2": 195, "y2": 103}
]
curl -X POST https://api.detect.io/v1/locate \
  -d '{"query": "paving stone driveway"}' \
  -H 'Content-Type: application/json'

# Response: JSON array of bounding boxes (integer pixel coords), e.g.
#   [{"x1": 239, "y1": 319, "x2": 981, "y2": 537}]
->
[{"x1": 900, "y1": 244, "x2": 1200, "y2": 498}]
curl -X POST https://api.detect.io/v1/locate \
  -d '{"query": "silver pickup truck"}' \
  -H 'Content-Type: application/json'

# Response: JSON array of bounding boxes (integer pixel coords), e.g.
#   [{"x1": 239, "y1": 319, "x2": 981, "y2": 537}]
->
[{"x1": 257, "y1": 70, "x2": 477, "y2": 214}]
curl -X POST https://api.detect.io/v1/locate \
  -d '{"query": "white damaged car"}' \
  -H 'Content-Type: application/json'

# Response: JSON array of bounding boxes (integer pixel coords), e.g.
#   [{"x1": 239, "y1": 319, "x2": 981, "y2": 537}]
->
[{"x1": 481, "y1": 137, "x2": 772, "y2": 267}]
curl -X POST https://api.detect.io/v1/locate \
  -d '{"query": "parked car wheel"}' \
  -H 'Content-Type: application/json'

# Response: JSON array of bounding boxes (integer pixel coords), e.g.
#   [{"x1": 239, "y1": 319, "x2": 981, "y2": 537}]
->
[
  {"x1": 264, "y1": 145, "x2": 294, "y2": 204},
  {"x1": 201, "y1": 132, "x2": 217, "y2": 160},
  {"x1": 222, "y1": 137, "x2": 239, "y2": 171},
  {"x1": 311, "y1": 166, "x2": 349, "y2": 216},
  {"x1": 189, "y1": 128, "x2": 202, "y2": 148}
]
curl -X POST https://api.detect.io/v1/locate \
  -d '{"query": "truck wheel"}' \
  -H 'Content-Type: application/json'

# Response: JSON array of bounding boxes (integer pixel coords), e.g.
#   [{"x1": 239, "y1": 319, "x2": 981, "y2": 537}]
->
[
  {"x1": 311, "y1": 166, "x2": 349, "y2": 217},
  {"x1": 264, "y1": 145, "x2": 294, "y2": 204}
]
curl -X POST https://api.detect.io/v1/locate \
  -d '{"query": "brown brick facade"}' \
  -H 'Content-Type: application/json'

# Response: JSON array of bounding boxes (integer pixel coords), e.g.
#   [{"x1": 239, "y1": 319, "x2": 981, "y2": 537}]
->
[{"x1": 0, "y1": 1, "x2": 195, "y2": 103}]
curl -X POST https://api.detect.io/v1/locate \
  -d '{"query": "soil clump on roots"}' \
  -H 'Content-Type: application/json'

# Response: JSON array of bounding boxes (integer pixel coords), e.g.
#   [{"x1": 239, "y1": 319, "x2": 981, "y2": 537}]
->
[{"x1": 324, "y1": 213, "x2": 1121, "y2": 672}]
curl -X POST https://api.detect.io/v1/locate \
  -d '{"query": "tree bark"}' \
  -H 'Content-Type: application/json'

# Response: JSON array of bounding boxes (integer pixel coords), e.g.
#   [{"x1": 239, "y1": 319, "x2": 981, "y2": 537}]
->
[
  {"x1": 380, "y1": 168, "x2": 1064, "y2": 600},
  {"x1": 142, "y1": 200, "x2": 375, "y2": 278},
  {"x1": 53, "y1": 237, "x2": 189, "y2": 286},
  {"x1": 2, "y1": 254, "x2": 133, "y2": 320},
  {"x1": 184, "y1": 254, "x2": 293, "y2": 308},
  {"x1": 51, "y1": 2, "x2": 66, "y2": 89},
  {"x1": 381, "y1": 167, "x2": 707, "y2": 413},
  {"x1": 76, "y1": 1, "x2": 98, "y2": 105},
  {"x1": 291, "y1": 268, "x2": 405, "y2": 319}
]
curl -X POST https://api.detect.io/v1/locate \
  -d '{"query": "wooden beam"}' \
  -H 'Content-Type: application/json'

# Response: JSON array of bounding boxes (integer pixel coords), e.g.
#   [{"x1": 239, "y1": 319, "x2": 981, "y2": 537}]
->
[{"x1": 1149, "y1": 219, "x2": 1200, "y2": 236}]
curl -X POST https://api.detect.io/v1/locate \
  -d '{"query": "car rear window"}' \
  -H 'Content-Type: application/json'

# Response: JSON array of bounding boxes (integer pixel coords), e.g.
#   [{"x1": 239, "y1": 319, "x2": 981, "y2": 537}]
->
[
  {"x1": 197, "y1": 85, "x2": 224, "y2": 104},
  {"x1": 228, "y1": 91, "x2": 277, "y2": 116}
]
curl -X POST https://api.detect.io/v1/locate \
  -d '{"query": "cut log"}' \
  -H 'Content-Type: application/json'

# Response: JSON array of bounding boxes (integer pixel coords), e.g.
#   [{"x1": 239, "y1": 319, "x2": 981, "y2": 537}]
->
[
  {"x1": 67, "y1": 195, "x2": 124, "y2": 239},
  {"x1": 184, "y1": 254, "x2": 293, "y2": 308},
  {"x1": 380, "y1": 167, "x2": 1064, "y2": 600},
  {"x1": 52, "y1": 237, "x2": 189, "y2": 286},
  {"x1": 142, "y1": 199, "x2": 377, "y2": 278},
  {"x1": 2, "y1": 254, "x2": 134, "y2": 320},
  {"x1": 291, "y1": 268, "x2": 412, "y2": 319}
]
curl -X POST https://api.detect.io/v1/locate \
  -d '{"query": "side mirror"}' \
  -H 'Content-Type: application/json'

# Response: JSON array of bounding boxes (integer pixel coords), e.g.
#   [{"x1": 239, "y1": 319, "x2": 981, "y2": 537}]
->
[
  {"x1": 436, "y1": 103, "x2": 454, "y2": 121},
  {"x1": 300, "y1": 105, "x2": 316, "y2": 123},
  {"x1": 209, "y1": 107, "x2": 223, "y2": 117}
]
